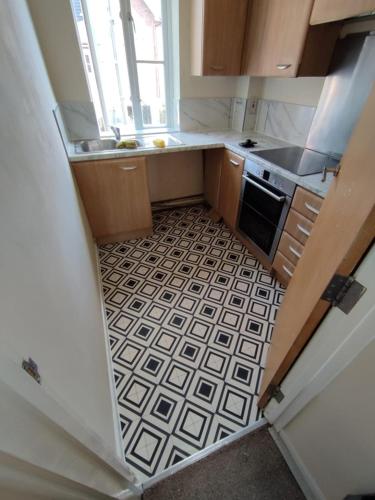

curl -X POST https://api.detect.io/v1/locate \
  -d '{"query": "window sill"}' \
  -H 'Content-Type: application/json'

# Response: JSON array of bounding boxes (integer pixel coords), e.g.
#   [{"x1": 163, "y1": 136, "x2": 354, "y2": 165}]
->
[{"x1": 100, "y1": 126, "x2": 180, "y2": 139}]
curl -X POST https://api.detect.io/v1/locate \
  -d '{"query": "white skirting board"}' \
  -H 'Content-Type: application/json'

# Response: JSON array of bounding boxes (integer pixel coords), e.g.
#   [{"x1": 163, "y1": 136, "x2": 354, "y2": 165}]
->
[{"x1": 268, "y1": 426, "x2": 325, "y2": 500}]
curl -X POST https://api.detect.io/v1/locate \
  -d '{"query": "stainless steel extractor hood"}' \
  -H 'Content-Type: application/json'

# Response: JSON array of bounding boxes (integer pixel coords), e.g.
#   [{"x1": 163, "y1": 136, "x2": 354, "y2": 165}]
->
[{"x1": 306, "y1": 33, "x2": 375, "y2": 159}]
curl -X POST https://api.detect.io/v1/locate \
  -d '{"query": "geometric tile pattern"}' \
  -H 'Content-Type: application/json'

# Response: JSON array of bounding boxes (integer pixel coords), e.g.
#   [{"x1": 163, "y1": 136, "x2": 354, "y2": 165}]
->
[{"x1": 99, "y1": 205, "x2": 285, "y2": 482}]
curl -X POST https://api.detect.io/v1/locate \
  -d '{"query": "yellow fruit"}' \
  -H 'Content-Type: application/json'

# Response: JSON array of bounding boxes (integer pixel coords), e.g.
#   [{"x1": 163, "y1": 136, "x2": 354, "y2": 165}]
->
[{"x1": 153, "y1": 138, "x2": 166, "y2": 148}]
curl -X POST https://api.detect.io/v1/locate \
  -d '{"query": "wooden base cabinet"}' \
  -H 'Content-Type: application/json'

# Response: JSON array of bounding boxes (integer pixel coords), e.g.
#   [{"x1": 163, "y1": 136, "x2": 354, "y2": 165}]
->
[
  {"x1": 273, "y1": 187, "x2": 323, "y2": 286},
  {"x1": 72, "y1": 156, "x2": 152, "y2": 243},
  {"x1": 241, "y1": 0, "x2": 341, "y2": 77},
  {"x1": 218, "y1": 150, "x2": 244, "y2": 229}
]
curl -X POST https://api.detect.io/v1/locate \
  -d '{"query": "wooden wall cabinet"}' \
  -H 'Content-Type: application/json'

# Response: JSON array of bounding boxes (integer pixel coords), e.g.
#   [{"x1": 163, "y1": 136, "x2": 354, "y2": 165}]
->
[
  {"x1": 311, "y1": 0, "x2": 375, "y2": 24},
  {"x1": 191, "y1": 0, "x2": 248, "y2": 76},
  {"x1": 241, "y1": 0, "x2": 341, "y2": 77},
  {"x1": 72, "y1": 156, "x2": 152, "y2": 243},
  {"x1": 218, "y1": 150, "x2": 244, "y2": 229}
]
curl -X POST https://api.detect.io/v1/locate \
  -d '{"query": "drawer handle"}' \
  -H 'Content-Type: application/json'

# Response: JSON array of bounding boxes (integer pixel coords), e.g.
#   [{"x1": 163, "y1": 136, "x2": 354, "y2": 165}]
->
[
  {"x1": 282, "y1": 265, "x2": 293, "y2": 277},
  {"x1": 276, "y1": 64, "x2": 291, "y2": 70},
  {"x1": 119, "y1": 166, "x2": 137, "y2": 171},
  {"x1": 304, "y1": 202, "x2": 320, "y2": 216},
  {"x1": 297, "y1": 224, "x2": 311, "y2": 237},
  {"x1": 289, "y1": 245, "x2": 302, "y2": 259},
  {"x1": 210, "y1": 65, "x2": 224, "y2": 71},
  {"x1": 229, "y1": 159, "x2": 240, "y2": 167}
]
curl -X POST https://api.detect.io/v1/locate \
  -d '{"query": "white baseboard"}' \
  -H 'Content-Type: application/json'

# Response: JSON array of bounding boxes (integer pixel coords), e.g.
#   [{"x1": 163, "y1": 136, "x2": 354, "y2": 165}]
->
[
  {"x1": 269, "y1": 427, "x2": 325, "y2": 500},
  {"x1": 143, "y1": 418, "x2": 267, "y2": 490}
]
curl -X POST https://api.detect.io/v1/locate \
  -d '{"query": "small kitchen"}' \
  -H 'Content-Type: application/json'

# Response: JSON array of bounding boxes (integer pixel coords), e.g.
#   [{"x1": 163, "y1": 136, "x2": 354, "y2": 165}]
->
[
  {"x1": 1, "y1": 0, "x2": 374, "y2": 498},
  {"x1": 43, "y1": 0, "x2": 375, "y2": 288}
]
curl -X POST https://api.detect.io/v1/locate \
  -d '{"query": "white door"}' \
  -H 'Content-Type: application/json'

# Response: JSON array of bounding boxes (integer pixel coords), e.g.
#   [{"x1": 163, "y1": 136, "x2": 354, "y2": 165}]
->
[
  {"x1": 263, "y1": 244, "x2": 375, "y2": 499},
  {"x1": 265, "y1": 243, "x2": 375, "y2": 427},
  {"x1": 0, "y1": 353, "x2": 140, "y2": 500}
]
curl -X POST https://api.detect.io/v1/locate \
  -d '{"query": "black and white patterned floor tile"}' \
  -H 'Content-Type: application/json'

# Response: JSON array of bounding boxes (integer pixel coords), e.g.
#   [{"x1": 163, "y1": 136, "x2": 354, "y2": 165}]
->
[{"x1": 99, "y1": 205, "x2": 285, "y2": 482}]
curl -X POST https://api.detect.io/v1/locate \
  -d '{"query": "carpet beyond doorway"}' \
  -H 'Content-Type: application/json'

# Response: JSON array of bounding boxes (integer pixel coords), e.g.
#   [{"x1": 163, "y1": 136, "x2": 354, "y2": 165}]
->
[{"x1": 143, "y1": 427, "x2": 305, "y2": 500}]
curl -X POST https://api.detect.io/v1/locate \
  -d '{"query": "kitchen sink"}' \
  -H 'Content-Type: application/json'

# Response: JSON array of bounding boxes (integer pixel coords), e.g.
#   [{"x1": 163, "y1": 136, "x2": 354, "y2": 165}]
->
[
  {"x1": 74, "y1": 134, "x2": 183, "y2": 153},
  {"x1": 75, "y1": 139, "x2": 118, "y2": 153}
]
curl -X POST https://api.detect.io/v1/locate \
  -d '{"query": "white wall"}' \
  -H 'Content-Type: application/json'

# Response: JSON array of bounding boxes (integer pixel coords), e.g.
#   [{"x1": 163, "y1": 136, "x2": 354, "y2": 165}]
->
[
  {"x1": 259, "y1": 77, "x2": 325, "y2": 106},
  {"x1": 283, "y1": 339, "x2": 375, "y2": 499},
  {"x1": 0, "y1": 0, "x2": 117, "y2": 451},
  {"x1": 28, "y1": 0, "x2": 91, "y2": 103}
]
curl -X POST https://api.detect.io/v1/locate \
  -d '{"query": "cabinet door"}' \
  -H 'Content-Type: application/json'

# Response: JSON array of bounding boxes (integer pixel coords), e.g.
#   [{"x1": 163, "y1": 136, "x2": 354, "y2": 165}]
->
[
  {"x1": 242, "y1": 0, "x2": 314, "y2": 77},
  {"x1": 191, "y1": 0, "x2": 248, "y2": 76},
  {"x1": 311, "y1": 0, "x2": 375, "y2": 24},
  {"x1": 73, "y1": 156, "x2": 152, "y2": 241},
  {"x1": 218, "y1": 151, "x2": 244, "y2": 229}
]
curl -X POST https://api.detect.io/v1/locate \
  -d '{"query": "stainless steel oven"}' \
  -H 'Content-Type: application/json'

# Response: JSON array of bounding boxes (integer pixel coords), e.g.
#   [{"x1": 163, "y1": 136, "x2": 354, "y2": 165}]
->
[{"x1": 237, "y1": 158, "x2": 296, "y2": 262}]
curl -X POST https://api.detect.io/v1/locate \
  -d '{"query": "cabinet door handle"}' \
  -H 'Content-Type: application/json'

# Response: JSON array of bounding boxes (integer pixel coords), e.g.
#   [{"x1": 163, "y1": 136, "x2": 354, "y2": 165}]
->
[
  {"x1": 289, "y1": 245, "x2": 302, "y2": 259},
  {"x1": 118, "y1": 165, "x2": 137, "y2": 171},
  {"x1": 297, "y1": 224, "x2": 311, "y2": 237},
  {"x1": 304, "y1": 201, "x2": 320, "y2": 216},
  {"x1": 210, "y1": 65, "x2": 224, "y2": 71},
  {"x1": 282, "y1": 265, "x2": 293, "y2": 277},
  {"x1": 229, "y1": 159, "x2": 240, "y2": 167},
  {"x1": 276, "y1": 64, "x2": 291, "y2": 70},
  {"x1": 242, "y1": 176, "x2": 286, "y2": 202}
]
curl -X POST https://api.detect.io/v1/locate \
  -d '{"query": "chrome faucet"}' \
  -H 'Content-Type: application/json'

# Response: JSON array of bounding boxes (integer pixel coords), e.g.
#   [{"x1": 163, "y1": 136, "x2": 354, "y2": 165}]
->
[{"x1": 110, "y1": 126, "x2": 121, "y2": 141}]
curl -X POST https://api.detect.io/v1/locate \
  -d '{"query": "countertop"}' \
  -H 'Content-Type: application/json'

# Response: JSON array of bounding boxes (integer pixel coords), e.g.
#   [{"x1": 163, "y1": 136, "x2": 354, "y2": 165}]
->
[{"x1": 68, "y1": 130, "x2": 334, "y2": 198}]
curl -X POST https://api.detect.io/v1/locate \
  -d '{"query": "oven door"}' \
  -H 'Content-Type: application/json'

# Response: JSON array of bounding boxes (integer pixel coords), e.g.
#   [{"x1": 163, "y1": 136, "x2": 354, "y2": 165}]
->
[{"x1": 238, "y1": 173, "x2": 290, "y2": 260}]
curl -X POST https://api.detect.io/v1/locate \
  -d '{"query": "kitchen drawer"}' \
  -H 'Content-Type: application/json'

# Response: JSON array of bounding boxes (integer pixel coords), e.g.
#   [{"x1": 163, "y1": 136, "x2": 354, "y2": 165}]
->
[
  {"x1": 292, "y1": 186, "x2": 323, "y2": 222},
  {"x1": 278, "y1": 231, "x2": 304, "y2": 266},
  {"x1": 284, "y1": 208, "x2": 314, "y2": 246},
  {"x1": 273, "y1": 251, "x2": 295, "y2": 286}
]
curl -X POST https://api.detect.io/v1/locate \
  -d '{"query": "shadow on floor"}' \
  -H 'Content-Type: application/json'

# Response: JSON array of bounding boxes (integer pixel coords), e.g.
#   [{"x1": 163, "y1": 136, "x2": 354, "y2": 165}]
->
[{"x1": 143, "y1": 427, "x2": 305, "y2": 500}]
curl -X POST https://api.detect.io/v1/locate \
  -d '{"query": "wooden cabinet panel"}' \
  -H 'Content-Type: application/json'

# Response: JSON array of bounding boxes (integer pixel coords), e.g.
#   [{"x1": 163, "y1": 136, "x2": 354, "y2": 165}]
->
[
  {"x1": 292, "y1": 187, "x2": 323, "y2": 222},
  {"x1": 204, "y1": 149, "x2": 223, "y2": 210},
  {"x1": 284, "y1": 208, "x2": 314, "y2": 246},
  {"x1": 278, "y1": 231, "x2": 305, "y2": 266},
  {"x1": 218, "y1": 150, "x2": 244, "y2": 229},
  {"x1": 273, "y1": 251, "x2": 295, "y2": 286},
  {"x1": 241, "y1": 0, "x2": 340, "y2": 77},
  {"x1": 311, "y1": 0, "x2": 375, "y2": 24},
  {"x1": 191, "y1": 0, "x2": 248, "y2": 76},
  {"x1": 147, "y1": 151, "x2": 203, "y2": 202},
  {"x1": 72, "y1": 156, "x2": 152, "y2": 242}
]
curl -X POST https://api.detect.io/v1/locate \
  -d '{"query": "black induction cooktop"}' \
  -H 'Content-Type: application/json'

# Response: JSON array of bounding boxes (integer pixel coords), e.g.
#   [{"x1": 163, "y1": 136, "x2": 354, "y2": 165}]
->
[{"x1": 250, "y1": 147, "x2": 339, "y2": 176}]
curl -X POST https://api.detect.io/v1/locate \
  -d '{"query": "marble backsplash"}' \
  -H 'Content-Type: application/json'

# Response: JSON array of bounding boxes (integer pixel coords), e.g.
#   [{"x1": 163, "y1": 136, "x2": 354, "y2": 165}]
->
[
  {"x1": 58, "y1": 100, "x2": 100, "y2": 141},
  {"x1": 179, "y1": 98, "x2": 232, "y2": 131},
  {"x1": 254, "y1": 99, "x2": 316, "y2": 146},
  {"x1": 57, "y1": 96, "x2": 316, "y2": 147},
  {"x1": 179, "y1": 97, "x2": 316, "y2": 147}
]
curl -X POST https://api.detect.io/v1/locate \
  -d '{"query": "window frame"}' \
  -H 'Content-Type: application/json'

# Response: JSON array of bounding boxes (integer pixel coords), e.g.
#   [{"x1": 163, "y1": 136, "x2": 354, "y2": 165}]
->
[{"x1": 78, "y1": 0, "x2": 177, "y2": 134}]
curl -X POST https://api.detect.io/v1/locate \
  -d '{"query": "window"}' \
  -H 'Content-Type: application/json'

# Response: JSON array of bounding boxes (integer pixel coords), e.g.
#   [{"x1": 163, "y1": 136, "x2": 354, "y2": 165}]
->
[{"x1": 72, "y1": 0, "x2": 177, "y2": 135}]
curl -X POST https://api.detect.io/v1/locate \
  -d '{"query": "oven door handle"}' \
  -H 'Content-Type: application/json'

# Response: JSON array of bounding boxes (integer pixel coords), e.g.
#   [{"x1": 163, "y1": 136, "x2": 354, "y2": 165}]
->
[{"x1": 242, "y1": 176, "x2": 286, "y2": 202}]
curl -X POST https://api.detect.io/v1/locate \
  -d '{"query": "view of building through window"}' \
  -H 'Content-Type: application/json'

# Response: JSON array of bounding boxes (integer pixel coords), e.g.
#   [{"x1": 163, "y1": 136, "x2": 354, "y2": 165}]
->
[{"x1": 72, "y1": 0, "x2": 170, "y2": 135}]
